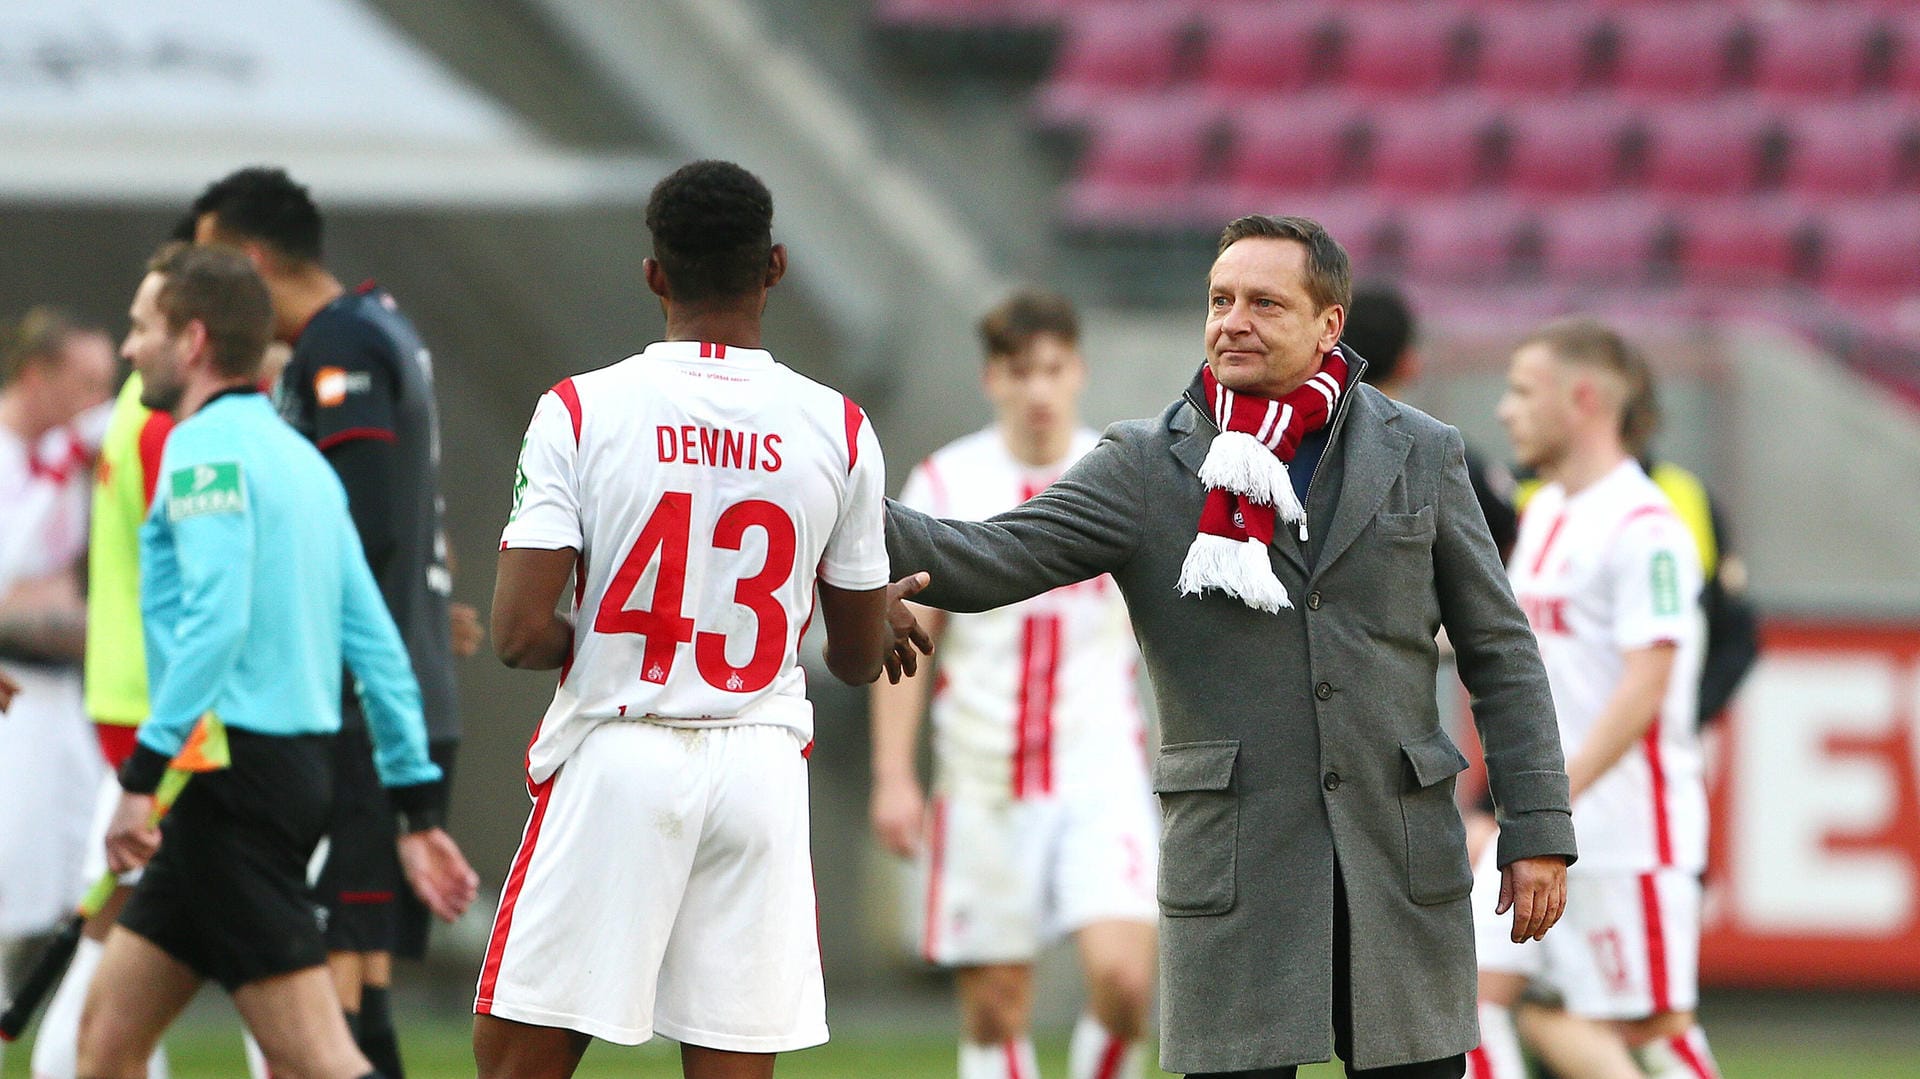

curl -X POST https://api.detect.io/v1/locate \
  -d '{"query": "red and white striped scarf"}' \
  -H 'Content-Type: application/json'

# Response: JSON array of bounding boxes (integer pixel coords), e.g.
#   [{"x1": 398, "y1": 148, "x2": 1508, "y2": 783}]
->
[{"x1": 1177, "y1": 348, "x2": 1353, "y2": 611}]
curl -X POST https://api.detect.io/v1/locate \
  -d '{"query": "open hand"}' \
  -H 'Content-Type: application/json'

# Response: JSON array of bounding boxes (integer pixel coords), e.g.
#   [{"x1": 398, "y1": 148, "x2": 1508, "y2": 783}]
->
[
  {"x1": 883, "y1": 573, "x2": 935, "y2": 684},
  {"x1": 1497, "y1": 854, "x2": 1568, "y2": 943},
  {"x1": 398, "y1": 827, "x2": 481, "y2": 922}
]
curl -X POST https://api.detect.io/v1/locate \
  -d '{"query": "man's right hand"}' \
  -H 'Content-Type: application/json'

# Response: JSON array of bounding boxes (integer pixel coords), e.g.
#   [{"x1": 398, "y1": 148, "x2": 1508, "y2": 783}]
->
[
  {"x1": 870, "y1": 774, "x2": 925, "y2": 859},
  {"x1": 883, "y1": 572, "x2": 934, "y2": 684}
]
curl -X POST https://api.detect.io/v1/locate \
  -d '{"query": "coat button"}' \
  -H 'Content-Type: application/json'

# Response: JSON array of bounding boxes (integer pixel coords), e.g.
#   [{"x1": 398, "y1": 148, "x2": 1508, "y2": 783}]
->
[
  {"x1": 1315, "y1": 681, "x2": 1333, "y2": 700},
  {"x1": 1306, "y1": 591, "x2": 1322, "y2": 610},
  {"x1": 1324, "y1": 771, "x2": 1342, "y2": 791}
]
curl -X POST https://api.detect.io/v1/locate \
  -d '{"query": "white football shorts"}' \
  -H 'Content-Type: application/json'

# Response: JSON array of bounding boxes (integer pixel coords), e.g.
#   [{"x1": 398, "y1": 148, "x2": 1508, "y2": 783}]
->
[
  {"x1": 475, "y1": 720, "x2": 826, "y2": 1052},
  {"x1": 917, "y1": 781, "x2": 1158, "y2": 966},
  {"x1": 1474, "y1": 848, "x2": 1702, "y2": 1019}
]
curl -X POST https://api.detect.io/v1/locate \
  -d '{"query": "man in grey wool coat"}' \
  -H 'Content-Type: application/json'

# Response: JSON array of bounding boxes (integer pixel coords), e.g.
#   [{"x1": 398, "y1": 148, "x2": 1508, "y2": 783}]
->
[{"x1": 885, "y1": 215, "x2": 1576, "y2": 1078}]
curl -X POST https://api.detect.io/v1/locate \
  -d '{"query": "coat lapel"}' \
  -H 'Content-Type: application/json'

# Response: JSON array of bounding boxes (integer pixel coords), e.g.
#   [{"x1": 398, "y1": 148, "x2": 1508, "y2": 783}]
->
[{"x1": 1313, "y1": 388, "x2": 1413, "y2": 577}]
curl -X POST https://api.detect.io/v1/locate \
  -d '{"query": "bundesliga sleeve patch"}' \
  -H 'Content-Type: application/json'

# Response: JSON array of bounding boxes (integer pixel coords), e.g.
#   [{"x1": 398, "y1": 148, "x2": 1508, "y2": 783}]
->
[
  {"x1": 1651, "y1": 549, "x2": 1680, "y2": 616},
  {"x1": 167, "y1": 462, "x2": 247, "y2": 521}
]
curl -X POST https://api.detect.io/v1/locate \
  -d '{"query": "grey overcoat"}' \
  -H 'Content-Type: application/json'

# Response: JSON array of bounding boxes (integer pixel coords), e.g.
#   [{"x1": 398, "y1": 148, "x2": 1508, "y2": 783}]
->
[{"x1": 885, "y1": 378, "x2": 1577, "y2": 1073}]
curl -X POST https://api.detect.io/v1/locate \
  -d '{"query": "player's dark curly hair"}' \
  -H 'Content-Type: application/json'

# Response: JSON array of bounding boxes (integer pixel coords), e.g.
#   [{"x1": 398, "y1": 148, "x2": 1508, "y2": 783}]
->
[
  {"x1": 189, "y1": 166, "x2": 324, "y2": 264},
  {"x1": 1345, "y1": 281, "x2": 1416, "y2": 384},
  {"x1": 645, "y1": 161, "x2": 775, "y2": 304}
]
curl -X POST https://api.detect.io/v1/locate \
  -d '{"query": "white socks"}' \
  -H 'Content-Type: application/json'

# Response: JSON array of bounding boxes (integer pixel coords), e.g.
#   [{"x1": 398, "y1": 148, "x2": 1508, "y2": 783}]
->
[
  {"x1": 960, "y1": 1038, "x2": 1039, "y2": 1079},
  {"x1": 1468, "y1": 1001, "x2": 1526, "y2": 1079},
  {"x1": 1068, "y1": 1013, "x2": 1141, "y2": 1079},
  {"x1": 30, "y1": 935, "x2": 169, "y2": 1079},
  {"x1": 1637, "y1": 1024, "x2": 1722, "y2": 1079}
]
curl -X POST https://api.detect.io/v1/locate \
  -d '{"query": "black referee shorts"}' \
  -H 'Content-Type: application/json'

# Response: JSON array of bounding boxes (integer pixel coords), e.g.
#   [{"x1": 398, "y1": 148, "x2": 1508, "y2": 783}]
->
[
  {"x1": 315, "y1": 722, "x2": 458, "y2": 958},
  {"x1": 117, "y1": 729, "x2": 332, "y2": 991}
]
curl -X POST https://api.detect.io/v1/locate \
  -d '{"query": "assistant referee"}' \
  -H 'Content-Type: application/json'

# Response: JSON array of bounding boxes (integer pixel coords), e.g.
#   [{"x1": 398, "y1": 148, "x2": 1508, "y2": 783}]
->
[{"x1": 75, "y1": 243, "x2": 477, "y2": 1079}]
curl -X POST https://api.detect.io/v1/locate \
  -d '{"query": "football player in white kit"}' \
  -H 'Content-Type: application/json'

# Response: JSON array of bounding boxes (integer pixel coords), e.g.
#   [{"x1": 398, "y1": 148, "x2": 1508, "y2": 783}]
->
[
  {"x1": 1470, "y1": 319, "x2": 1719, "y2": 1079},
  {"x1": 474, "y1": 161, "x2": 927, "y2": 1079},
  {"x1": 870, "y1": 291, "x2": 1157, "y2": 1079}
]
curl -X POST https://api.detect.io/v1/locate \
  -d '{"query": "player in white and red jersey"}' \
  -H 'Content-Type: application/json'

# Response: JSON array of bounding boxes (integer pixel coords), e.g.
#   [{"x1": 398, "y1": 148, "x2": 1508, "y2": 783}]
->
[
  {"x1": 870, "y1": 291, "x2": 1156, "y2": 1079},
  {"x1": 1470, "y1": 319, "x2": 1718, "y2": 1079},
  {"x1": 474, "y1": 161, "x2": 926, "y2": 1079}
]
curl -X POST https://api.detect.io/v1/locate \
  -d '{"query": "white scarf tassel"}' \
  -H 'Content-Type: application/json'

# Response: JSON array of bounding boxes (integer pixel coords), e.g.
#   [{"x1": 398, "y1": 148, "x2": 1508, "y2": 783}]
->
[
  {"x1": 1177, "y1": 533, "x2": 1293, "y2": 613},
  {"x1": 1197, "y1": 431, "x2": 1305, "y2": 523}
]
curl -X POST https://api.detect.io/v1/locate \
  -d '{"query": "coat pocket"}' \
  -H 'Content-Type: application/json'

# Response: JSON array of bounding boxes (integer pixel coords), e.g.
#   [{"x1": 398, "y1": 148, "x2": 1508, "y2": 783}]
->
[
  {"x1": 1399, "y1": 728, "x2": 1473, "y2": 905},
  {"x1": 1151, "y1": 740, "x2": 1240, "y2": 917}
]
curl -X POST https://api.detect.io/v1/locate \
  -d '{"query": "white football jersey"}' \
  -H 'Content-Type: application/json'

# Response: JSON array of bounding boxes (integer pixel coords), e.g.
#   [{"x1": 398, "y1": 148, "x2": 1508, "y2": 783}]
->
[
  {"x1": 900, "y1": 427, "x2": 1145, "y2": 801},
  {"x1": 502, "y1": 341, "x2": 890, "y2": 783},
  {"x1": 1508, "y1": 460, "x2": 1707, "y2": 874}
]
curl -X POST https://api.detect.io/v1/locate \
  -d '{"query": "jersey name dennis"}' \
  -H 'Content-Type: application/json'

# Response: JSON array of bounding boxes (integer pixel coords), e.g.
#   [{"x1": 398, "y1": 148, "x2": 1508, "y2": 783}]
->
[{"x1": 656, "y1": 424, "x2": 783, "y2": 473}]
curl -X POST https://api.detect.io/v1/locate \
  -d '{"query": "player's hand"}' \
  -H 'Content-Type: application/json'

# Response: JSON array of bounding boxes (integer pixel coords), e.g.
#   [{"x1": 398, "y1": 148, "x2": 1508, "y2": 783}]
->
[
  {"x1": 0, "y1": 669, "x2": 18, "y2": 712},
  {"x1": 449, "y1": 602, "x2": 486, "y2": 658},
  {"x1": 870, "y1": 774, "x2": 926, "y2": 859},
  {"x1": 883, "y1": 573, "x2": 935, "y2": 684},
  {"x1": 398, "y1": 827, "x2": 480, "y2": 922},
  {"x1": 1497, "y1": 854, "x2": 1568, "y2": 943},
  {"x1": 105, "y1": 792, "x2": 162, "y2": 874}
]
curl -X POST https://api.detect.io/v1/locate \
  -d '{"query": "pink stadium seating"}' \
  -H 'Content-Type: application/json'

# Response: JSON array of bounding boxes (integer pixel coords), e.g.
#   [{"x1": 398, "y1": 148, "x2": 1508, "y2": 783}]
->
[
  {"x1": 1365, "y1": 101, "x2": 1497, "y2": 195},
  {"x1": 1782, "y1": 103, "x2": 1917, "y2": 198},
  {"x1": 1607, "y1": 5, "x2": 1744, "y2": 99},
  {"x1": 1060, "y1": 102, "x2": 1210, "y2": 228},
  {"x1": 1749, "y1": 8, "x2": 1881, "y2": 99},
  {"x1": 1887, "y1": 15, "x2": 1920, "y2": 97},
  {"x1": 1392, "y1": 197, "x2": 1531, "y2": 282},
  {"x1": 1214, "y1": 95, "x2": 1364, "y2": 197},
  {"x1": 1640, "y1": 102, "x2": 1778, "y2": 197},
  {"x1": 1194, "y1": 2, "x2": 1333, "y2": 102},
  {"x1": 1499, "y1": 99, "x2": 1636, "y2": 196},
  {"x1": 1538, "y1": 198, "x2": 1670, "y2": 283},
  {"x1": 1676, "y1": 198, "x2": 1810, "y2": 286},
  {"x1": 1818, "y1": 204, "x2": 1920, "y2": 300},
  {"x1": 1032, "y1": 4, "x2": 1189, "y2": 126},
  {"x1": 1469, "y1": 4, "x2": 1605, "y2": 98},
  {"x1": 1334, "y1": 5, "x2": 1470, "y2": 98}
]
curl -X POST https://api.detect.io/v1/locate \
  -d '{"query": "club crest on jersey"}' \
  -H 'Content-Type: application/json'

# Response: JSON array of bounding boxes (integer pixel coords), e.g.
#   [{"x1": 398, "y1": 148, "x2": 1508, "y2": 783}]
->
[
  {"x1": 167, "y1": 462, "x2": 245, "y2": 521},
  {"x1": 645, "y1": 663, "x2": 667, "y2": 684}
]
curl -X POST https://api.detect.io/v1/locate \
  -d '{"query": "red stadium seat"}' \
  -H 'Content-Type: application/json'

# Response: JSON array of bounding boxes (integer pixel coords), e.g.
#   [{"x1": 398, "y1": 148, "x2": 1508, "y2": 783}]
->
[
  {"x1": 1212, "y1": 94, "x2": 1365, "y2": 198},
  {"x1": 1817, "y1": 203, "x2": 1920, "y2": 301},
  {"x1": 1640, "y1": 102, "x2": 1779, "y2": 197},
  {"x1": 1060, "y1": 102, "x2": 1211, "y2": 229},
  {"x1": 1364, "y1": 100, "x2": 1498, "y2": 196},
  {"x1": 1748, "y1": 7, "x2": 1881, "y2": 99},
  {"x1": 1194, "y1": 2, "x2": 1334, "y2": 103},
  {"x1": 1391, "y1": 196, "x2": 1531, "y2": 283},
  {"x1": 1676, "y1": 198, "x2": 1811, "y2": 286},
  {"x1": 1538, "y1": 198, "x2": 1671, "y2": 284},
  {"x1": 1887, "y1": 15, "x2": 1920, "y2": 98},
  {"x1": 1469, "y1": 5, "x2": 1605, "y2": 98},
  {"x1": 1498, "y1": 99, "x2": 1636, "y2": 196},
  {"x1": 1333, "y1": 5, "x2": 1472, "y2": 98},
  {"x1": 1781, "y1": 103, "x2": 1918, "y2": 199},
  {"x1": 1606, "y1": 5, "x2": 1745, "y2": 99},
  {"x1": 1032, "y1": 4, "x2": 1189, "y2": 126}
]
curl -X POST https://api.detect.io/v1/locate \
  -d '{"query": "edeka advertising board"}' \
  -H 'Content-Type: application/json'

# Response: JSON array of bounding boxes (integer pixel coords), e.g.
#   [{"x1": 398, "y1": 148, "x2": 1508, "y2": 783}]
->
[{"x1": 1700, "y1": 620, "x2": 1920, "y2": 989}]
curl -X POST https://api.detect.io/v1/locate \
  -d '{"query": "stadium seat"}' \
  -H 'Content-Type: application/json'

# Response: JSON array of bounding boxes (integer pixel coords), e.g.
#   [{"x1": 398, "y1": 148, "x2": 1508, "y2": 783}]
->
[
  {"x1": 1468, "y1": 4, "x2": 1605, "y2": 98},
  {"x1": 1816, "y1": 203, "x2": 1920, "y2": 301},
  {"x1": 1364, "y1": 100, "x2": 1498, "y2": 196},
  {"x1": 1781, "y1": 102, "x2": 1918, "y2": 198},
  {"x1": 1497, "y1": 99, "x2": 1636, "y2": 196},
  {"x1": 1605, "y1": 5, "x2": 1745, "y2": 99},
  {"x1": 1538, "y1": 198, "x2": 1672, "y2": 284},
  {"x1": 1676, "y1": 198, "x2": 1812, "y2": 286},
  {"x1": 1194, "y1": 2, "x2": 1334, "y2": 103},
  {"x1": 1032, "y1": 4, "x2": 1190, "y2": 126},
  {"x1": 1748, "y1": 7, "x2": 1881, "y2": 99},
  {"x1": 1332, "y1": 5, "x2": 1472, "y2": 98},
  {"x1": 1060, "y1": 102, "x2": 1211, "y2": 230},
  {"x1": 1887, "y1": 15, "x2": 1920, "y2": 97},
  {"x1": 1212, "y1": 94, "x2": 1365, "y2": 198},
  {"x1": 1640, "y1": 102, "x2": 1780, "y2": 197},
  {"x1": 1389, "y1": 196, "x2": 1531, "y2": 283}
]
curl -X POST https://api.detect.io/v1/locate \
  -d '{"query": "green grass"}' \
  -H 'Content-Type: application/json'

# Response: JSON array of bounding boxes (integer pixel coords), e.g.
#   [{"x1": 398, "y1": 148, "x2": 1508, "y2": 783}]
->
[{"x1": 5, "y1": 1008, "x2": 1915, "y2": 1077}]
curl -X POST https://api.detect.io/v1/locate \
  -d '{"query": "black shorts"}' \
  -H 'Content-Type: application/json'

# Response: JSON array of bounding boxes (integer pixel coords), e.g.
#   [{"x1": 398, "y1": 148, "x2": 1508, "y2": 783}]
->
[
  {"x1": 118, "y1": 729, "x2": 332, "y2": 991},
  {"x1": 315, "y1": 723, "x2": 457, "y2": 958}
]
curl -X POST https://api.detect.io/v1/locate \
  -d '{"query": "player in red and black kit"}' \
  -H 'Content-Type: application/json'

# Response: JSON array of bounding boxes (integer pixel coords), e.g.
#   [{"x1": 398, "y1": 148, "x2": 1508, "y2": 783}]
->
[{"x1": 189, "y1": 167, "x2": 464, "y2": 1079}]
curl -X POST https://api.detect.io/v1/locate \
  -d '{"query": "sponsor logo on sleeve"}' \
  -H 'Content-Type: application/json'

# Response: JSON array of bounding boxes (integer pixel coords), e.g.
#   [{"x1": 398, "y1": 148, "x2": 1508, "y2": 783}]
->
[
  {"x1": 167, "y1": 462, "x2": 246, "y2": 521},
  {"x1": 1651, "y1": 549, "x2": 1680, "y2": 616},
  {"x1": 314, "y1": 366, "x2": 373, "y2": 409},
  {"x1": 508, "y1": 436, "x2": 529, "y2": 521}
]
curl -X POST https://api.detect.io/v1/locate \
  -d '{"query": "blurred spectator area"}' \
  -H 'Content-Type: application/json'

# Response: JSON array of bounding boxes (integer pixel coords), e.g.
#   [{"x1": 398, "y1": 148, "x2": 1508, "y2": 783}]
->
[{"x1": 871, "y1": 0, "x2": 1920, "y2": 405}]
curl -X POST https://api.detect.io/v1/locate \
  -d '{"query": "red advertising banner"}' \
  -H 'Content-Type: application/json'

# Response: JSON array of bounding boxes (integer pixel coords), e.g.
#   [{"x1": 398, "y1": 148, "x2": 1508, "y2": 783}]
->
[{"x1": 1700, "y1": 620, "x2": 1920, "y2": 989}]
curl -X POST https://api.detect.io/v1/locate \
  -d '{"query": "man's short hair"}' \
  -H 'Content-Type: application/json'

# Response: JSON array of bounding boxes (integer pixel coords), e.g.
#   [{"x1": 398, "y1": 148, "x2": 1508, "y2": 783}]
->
[
  {"x1": 146, "y1": 242, "x2": 275, "y2": 381},
  {"x1": 1216, "y1": 214, "x2": 1352, "y2": 314},
  {"x1": 1520, "y1": 317, "x2": 1659, "y2": 450},
  {"x1": 0, "y1": 306, "x2": 89, "y2": 389},
  {"x1": 1344, "y1": 281, "x2": 1415, "y2": 384},
  {"x1": 645, "y1": 161, "x2": 775, "y2": 304},
  {"x1": 978, "y1": 289, "x2": 1079, "y2": 361},
  {"x1": 190, "y1": 166, "x2": 324, "y2": 264}
]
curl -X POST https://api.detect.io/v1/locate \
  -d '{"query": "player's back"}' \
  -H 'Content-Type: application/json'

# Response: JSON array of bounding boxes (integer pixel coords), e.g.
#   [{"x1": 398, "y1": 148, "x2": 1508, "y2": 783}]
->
[{"x1": 505, "y1": 341, "x2": 887, "y2": 783}]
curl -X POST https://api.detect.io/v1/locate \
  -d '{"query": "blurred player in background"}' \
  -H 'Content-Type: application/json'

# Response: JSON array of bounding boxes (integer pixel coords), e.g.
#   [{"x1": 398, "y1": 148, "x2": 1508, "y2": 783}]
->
[
  {"x1": 476, "y1": 159, "x2": 923, "y2": 1079},
  {"x1": 190, "y1": 166, "x2": 466, "y2": 1079},
  {"x1": 869, "y1": 290, "x2": 1156, "y2": 1079},
  {"x1": 77, "y1": 241, "x2": 474, "y2": 1079},
  {"x1": 1472, "y1": 319, "x2": 1718, "y2": 1079},
  {"x1": 0, "y1": 309, "x2": 114, "y2": 1073}
]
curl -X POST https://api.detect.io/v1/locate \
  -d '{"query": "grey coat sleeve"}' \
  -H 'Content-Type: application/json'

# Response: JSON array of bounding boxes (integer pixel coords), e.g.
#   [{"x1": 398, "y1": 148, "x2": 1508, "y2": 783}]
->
[
  {"x1": 1431, "y1": 426, "x2": 1578, "y2": 868},
  {"x1": 885, "y1": 426, "x2": 1145, "y2": 613}
]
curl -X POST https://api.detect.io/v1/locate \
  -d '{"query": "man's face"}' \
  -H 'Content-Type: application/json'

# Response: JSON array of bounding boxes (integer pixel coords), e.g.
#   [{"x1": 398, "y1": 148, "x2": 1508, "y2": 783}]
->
[
  {"x1": 1205, "y1": 238, "x2": 1344, "y2": 399},
  {"x1": 982, "y1": 333, "x2": 1086, "y2": 444},
  {"x1": 1497, "y1": 343, "x2": 1575, "y2": 472},
  {"x1": 38, "y1": 331, "x2": 116, "y2": 427},
  {"x1": 123, "y1": 273, "x2": 190, "y2": 414}
]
